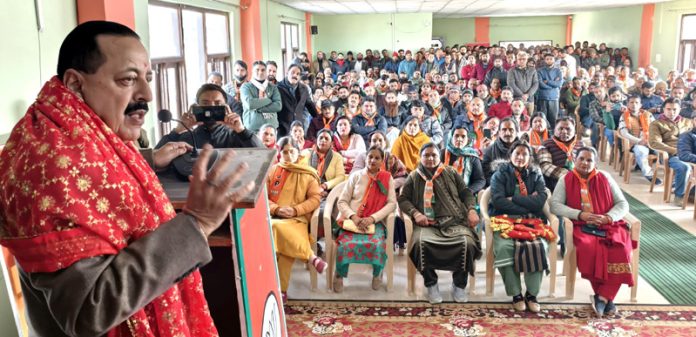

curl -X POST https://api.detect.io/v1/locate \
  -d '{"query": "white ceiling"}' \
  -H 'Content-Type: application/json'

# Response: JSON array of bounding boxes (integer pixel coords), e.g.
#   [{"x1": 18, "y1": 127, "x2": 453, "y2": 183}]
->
[{"x1": 276, "y1": 0, "x2": 671, "y2": 18}]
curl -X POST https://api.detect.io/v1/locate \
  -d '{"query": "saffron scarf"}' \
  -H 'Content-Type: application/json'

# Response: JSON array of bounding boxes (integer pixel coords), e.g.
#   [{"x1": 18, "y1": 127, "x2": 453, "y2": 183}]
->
[
  {"x1": 323, "y1": 115, "x2": 336, "y2": 129},
  {"x1": 0, "y1": 77, "x2": 217, "y2": 337},
  {"x1": 489, "y1": 87, "x2": 501, "y2": 99},
  {"x1": 309, "y1": 147, "x2": 334, "y2": 183},
  {"x1": 623, "y1": 109, "x2": 651, "y2": 141},
  {"x1": 571, "y1": 168, "x2": 599, "y2": 213},
  {"x1": 415, "y1": 165, "x2": 445, "y2": 222},
  {"x1": 362, "y1": 111, "x2": 376, "y2": 127},
  {"x1": 467, "y1": 110, "x2": 486, "y2": 149},
  {"x1": 530, "y1": 129, "x2": 549, "y2": 147},
  {"x1": 358, "y1": 170, "x2": 391, "y2": 218},
  {"x1": 267, "y1": 161, "x2": 320, "y2": 203},
  {"x1": 551, "y1": 136, "x2": 577, "y2": 170},
  {"x1": 513, "y1": 168, "x2": 528, "y2": 196}
]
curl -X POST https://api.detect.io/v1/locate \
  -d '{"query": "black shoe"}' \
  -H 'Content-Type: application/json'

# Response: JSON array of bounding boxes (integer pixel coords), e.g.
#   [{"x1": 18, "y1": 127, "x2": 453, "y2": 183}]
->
[{"x1": 645, "y1": 176, "x2": 663, "y2": 185}]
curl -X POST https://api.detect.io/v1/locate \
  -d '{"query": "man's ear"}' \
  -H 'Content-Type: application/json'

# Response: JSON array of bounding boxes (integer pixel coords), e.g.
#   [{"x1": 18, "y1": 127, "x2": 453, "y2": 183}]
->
[{"x1": 62, "y1": 69, "x2": 85, "y2": 99}]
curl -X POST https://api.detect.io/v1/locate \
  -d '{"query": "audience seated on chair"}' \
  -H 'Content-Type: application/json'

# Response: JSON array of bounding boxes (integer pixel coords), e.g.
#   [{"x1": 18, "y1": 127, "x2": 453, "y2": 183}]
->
[
  {"x1": 482, "y1": 117, "x2": 520, "y2": 185},
  {"x1": 408, "y1": 100, "x2": 444, "y2": 146},
  {"x1": 391, "y1": 115, "x2": 432, "y2": 172},
  {"x1": 537, "y1": 117, "x2": 583, "y2": 191},
  {"x1": 397, "y1": 143, "x2": 481, "y2": 304},
  {"x1": 618, "y1": 95, "x2": 658, "y2": 183},
  {"x1": 267, "y1": 136, "x2": 326, "y2": 303},
  {"x1": 443, "y1": 126, "x2": 486, "y2": 194},
  {"x1": 648, "y1": 98, "x2": 693, "y2": 205},
  {"x1": 333, "y1": 146, "x2": 397, "y2": 292},
  {"x1": 677, "y1": 110, "x2": 696, "y2": 165},
  {"x1": 488, "y1": 140, "x2": 553, "y2": 313},
  {"x1": 290, "y1": 120, "x2": 314, "y2": 150},
  {"x1": 453, "y1": 97, "x2": 488, "y2": 150},
  {"x1": 528, "y1": 112, "x2": 550, "y2": 149},
  {"x1": 351, "y1": 97, "x2": 388, "y2": 144},
  {"x1": 601, "y1": 86, "x2": 628, "y2": 146},
  {"x1": 550, "y1": 147, "x2": 632, "y2": 318},
  {"x1": 332, "y1": 116, "x2": 366, "y2": 174},
  {"x1": 351, "y1": 130, "x2": 408, "y2": 189},
  {"x1": 307, "y1": 99, "x2": 338, "y2": 142}
]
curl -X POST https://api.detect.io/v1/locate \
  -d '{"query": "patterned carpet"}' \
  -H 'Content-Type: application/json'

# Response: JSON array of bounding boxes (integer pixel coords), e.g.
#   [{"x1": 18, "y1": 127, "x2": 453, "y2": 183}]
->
[{"x1": 285, "y1": 301, "x2": 696, "y2": 337}]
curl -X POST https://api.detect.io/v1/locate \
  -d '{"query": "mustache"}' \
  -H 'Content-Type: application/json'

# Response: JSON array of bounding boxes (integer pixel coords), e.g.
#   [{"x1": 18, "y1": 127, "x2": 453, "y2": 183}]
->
[{"x1": 124, "y1": 101, "x2": 149, "y2": 115}]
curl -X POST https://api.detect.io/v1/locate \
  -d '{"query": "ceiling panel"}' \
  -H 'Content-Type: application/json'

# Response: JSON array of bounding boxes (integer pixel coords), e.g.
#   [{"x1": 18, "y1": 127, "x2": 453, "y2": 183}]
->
[{"x1": 281, "y1": 0, "x2": 672, "y2": 17}]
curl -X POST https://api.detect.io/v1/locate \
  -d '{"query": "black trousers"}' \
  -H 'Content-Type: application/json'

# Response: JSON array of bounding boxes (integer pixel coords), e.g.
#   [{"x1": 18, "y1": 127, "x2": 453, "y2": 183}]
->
[{"x1": 421, "y1": 268, "x2": 469, "y2": 288}]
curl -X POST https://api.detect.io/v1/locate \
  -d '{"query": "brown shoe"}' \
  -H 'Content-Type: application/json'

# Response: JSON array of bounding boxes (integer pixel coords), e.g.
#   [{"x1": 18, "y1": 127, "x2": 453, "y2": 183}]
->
[
  {"x1": 371, "y1": 276, "x2": 382, "y2": 290},
  {"x1": 512, "y1": 295, "x2": 526, "y2": 311},
  {"x1": 333, "y1": 277, "x2": 344, "y2": 293}
]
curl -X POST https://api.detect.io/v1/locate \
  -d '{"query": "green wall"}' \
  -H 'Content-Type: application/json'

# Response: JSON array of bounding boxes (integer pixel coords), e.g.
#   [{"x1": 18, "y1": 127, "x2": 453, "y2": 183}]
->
[
  {"x1": 311, "y1": 13, "x2": 432, "y2": 54},
  {"x1": 572, "y1": 5, "x2": 643, "y2": 67},
  {"x1": 489, "y1": 16, "x2": 566, "y2": 46},
  {"x1": 652, "y1": 0, "x2": 696, "y2": 76},
  {"x1": 260, "y1": 0, "x2": 308, "y2": 75},
  {"x1": 0, "y1": 0, "x2": 76, "y2": 142},
  {"x1": 432, "y1": 18, "x2": 475, "y2": 46}
]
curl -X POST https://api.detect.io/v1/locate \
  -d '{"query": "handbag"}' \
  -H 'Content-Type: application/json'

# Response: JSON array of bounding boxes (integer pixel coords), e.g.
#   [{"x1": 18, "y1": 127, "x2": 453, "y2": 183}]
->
[{"x1": 340, "y1": 218, "x2": 375, "y2": 234}]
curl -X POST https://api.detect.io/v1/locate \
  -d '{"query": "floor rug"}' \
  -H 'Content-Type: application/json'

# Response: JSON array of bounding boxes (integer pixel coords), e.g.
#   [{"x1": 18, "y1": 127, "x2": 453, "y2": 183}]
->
[
  {"x1": 285, "y1": 300, "x2": 696, "y2": 336},
  {"x1": 623, "y1": 192, "x2": 696, "y2": 305}
]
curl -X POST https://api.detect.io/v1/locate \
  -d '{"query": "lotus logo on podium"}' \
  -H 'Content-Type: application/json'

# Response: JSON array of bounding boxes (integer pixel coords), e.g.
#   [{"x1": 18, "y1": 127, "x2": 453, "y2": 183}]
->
[{"x1": 261, "y1": 292, "x2": 282, "y2": 337}]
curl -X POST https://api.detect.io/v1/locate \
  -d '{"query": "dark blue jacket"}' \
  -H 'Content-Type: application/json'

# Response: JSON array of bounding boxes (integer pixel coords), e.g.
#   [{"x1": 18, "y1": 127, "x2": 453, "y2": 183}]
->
[
  {"x1": 536, "y1": 66, "x2": 563, "y2": 101},
  {"x1": 352, "y1": 113, "x2": 388, "y2": 144},
  {"x1": 489, "y1": 161, "x2": 547, "y2": 219},
  {"x1": 677, "y1": 128, "x2": 696, "y2": 164},
  {"x1": 384, "y1": 60, "x2": 401, "y2": 73},
  {"x1": 578, "y1": 93, "x2": 597, "y2": 119},
  {"x1": 640, "y1": 94, "x2": 664, "y2": 112}
]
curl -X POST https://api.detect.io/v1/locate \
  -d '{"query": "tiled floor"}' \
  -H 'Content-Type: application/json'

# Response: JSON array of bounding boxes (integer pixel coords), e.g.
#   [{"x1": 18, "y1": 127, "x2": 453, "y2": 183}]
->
[{"x1": 287, "y1": 160, "x2": 695, "y2": 306}]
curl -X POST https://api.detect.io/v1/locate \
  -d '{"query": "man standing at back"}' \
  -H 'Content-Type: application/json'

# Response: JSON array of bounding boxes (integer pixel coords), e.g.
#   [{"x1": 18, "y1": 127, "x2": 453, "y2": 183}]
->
[
  {"x1": 537, "y1": 53, "x2": 563, "y2": 129},
  {"x1": 241, "y1": 61, "x2": 282, "y2": 133},
  {"x1": 277, "y1": 64, "x2": 318, "y2": 137},
  {"x1": 507, "y1": 51, "x2": 539, "y2": 115}
]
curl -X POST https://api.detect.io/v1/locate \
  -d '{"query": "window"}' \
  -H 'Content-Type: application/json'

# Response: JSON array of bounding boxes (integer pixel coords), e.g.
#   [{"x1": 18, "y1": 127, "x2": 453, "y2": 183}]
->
[
  {"x1": 147, "y1": 2, "x2": 232, "y2": 139},
  {"x1": 280, "y1": 22, "x2": 300, "y2": 75},
  {"x1": 678, "y1": 15, "x2": 696, "y2": 73}
]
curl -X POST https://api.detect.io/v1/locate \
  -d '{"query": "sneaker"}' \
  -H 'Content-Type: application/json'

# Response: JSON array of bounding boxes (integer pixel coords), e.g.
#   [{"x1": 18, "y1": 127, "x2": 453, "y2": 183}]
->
[
  {"x1": 604, "y1": 301, "x2": 618, "y2": 316},
  {"x1": 512, "y1": 294, "x2": 526, "y2": 311},
  {"x1": 333, "y1": 277, "x2": 344, "y2": 293},
  {"x1": 590, "y1": 294, "x2": 606, "y2": 318},
  {"x1": 452, "y1": 283, "x2": 468, "y2": 303},
  {"x1": 673, "y1": 196, "x2": 684, "y2": 207},
  {"x1": 371, "y1": 276, "x2": 382, "y2": 291},
  {"x1": 525, "y1": 292, "x2": 541, "y2": 313},
  {"x1": 426, "y1": 284, "x2": 443, "y2": 304}
]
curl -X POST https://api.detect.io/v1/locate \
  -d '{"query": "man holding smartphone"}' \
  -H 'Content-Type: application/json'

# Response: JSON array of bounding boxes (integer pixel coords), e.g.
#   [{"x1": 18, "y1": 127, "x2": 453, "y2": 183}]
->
[{"x1": 155, "y1": 83, "x2": 263, "y2": 149}]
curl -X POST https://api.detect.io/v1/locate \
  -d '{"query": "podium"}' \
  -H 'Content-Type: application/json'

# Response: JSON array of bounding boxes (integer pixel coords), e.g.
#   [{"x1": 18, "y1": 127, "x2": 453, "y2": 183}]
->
[{"x1": 159, "y1": 148, "x2": 286, "y2": 337}]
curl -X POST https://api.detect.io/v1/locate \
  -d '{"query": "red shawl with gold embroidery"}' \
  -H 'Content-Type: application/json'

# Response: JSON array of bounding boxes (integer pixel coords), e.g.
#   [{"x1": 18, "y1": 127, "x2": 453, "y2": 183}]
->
[{"x1": 0, "y1": 77, "x2": 217, "y2": 337}]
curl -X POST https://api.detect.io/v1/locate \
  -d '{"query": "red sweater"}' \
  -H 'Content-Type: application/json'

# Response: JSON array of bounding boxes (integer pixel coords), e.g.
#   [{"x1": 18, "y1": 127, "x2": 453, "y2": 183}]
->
[
  {"x1": 460, "y1": 64, "x2": 476, "y2": 81},
  {"x1": 488, "y1": 101, "x2": 512, "y2": 119},
  {"x1": 473, "y1": 62, "x2": 494, "y2": 82}
]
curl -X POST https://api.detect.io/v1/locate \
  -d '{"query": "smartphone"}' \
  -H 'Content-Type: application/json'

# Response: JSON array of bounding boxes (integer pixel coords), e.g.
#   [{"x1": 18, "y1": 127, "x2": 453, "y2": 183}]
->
[
  {"x1": 192, "y1": 105, "x2": 226, "y2": 122},
  {"x1": 483, "y1": 128, "x2": 492, "y2": 139}
]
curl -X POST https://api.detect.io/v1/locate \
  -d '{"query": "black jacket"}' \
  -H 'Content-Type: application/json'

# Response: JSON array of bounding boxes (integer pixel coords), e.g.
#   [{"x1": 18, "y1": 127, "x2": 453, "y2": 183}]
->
[
  {"x1": 277, "y1": 80, "x2": 318, "y2": 137},
  {"x1": 155, "y1": 124, "x2": 262, "y2": 149},
  {"x1": 488, "y1": 161, "x2": 547, "y2": 219},
  {"x1": 482, "y1": 138, "x2": 514, "y2": 185}
]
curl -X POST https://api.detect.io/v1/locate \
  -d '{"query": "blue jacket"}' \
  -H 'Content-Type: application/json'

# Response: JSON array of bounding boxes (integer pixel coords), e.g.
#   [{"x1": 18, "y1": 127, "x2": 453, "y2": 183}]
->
[
  {"x1": 384, "y1": 60, "x2": 401, "y2": 73},
  {"x1": 352, "y1": 113, "x2": 388, "y2": 144},
  {"x1": 677, "y1": 128, "x2": 696, "y2": 164},
  {"x1": 640, "y1": 94, "x2": 664, "y2": 112},
  {"x1": 398, "y1": 60, "x2": 417, "y2": 78},
  {"x1": 536, "y1": 66, "x2": 563, "y2": 101}
]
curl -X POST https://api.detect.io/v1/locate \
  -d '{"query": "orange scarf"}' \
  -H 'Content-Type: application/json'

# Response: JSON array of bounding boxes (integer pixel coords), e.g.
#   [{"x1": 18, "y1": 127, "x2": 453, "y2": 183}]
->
[
  {"x1": 0, "y1": 77, "x2": 217, "y2": 337},
  {"x1": 571, "y1": 168, "x2": 598, "y2": 213},
  {"x1": 623, "y1": 109, "x2": 650, "y2": 141},
  {"x1": 431, "y1": 105, "x2": 442, "y2": 120},
  {"x1": 570, "y1": 87, "x2": 582, "y2": 98},
  {"x1": 415, "y1": 165, "x2": 445, "y2": 223},
  {"x1": 552, "y1": 136, "x2": 577, "y2": 163},
  {"x1": 362, "y1": 111, "x2": 376, "y2": 126},
  {"x1": 268, "y1": 166, "x2": 291, "y2": 203},
  {"x1": 530, "y1": 129, "x2": 549, "y2": 147},
  {"x1": 323, "y1": 115, "x2": 336, "y2": 129},
  {"x1": 444, "y1": 151, "x2": 464, "y2": 174},
  {"x1": 490, "y1": 87, "x2": 501, "y2": 99},
  {"x1": 514, "y1": 168, "x2": 528, "y2": 196},
  {"x1": 468, "y1": 110, "x2": 486, "y2": 149}
]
